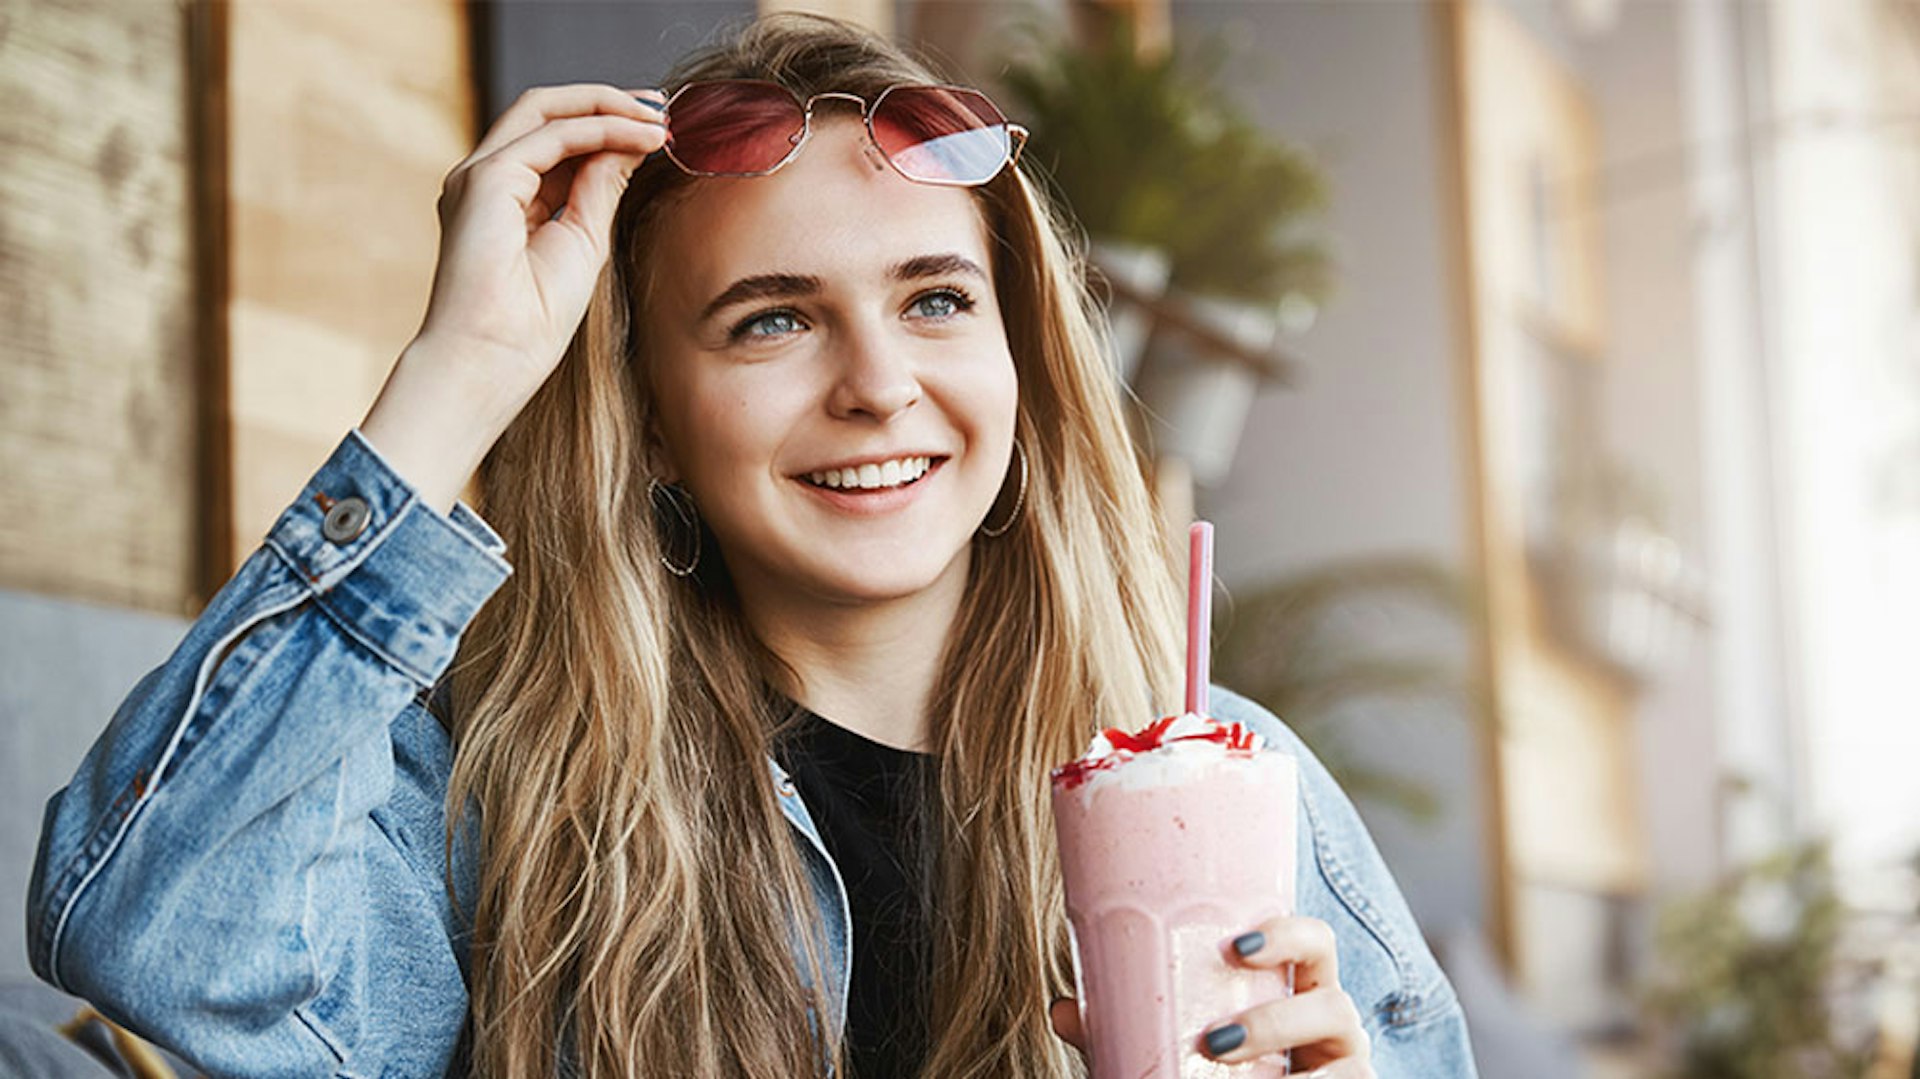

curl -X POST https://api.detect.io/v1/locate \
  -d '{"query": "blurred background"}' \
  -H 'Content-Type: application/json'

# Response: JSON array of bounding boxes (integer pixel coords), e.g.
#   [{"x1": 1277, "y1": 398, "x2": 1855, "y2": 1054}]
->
[{"x1": 2, "y1": 0, "x2": 1918, "y2": 1076}]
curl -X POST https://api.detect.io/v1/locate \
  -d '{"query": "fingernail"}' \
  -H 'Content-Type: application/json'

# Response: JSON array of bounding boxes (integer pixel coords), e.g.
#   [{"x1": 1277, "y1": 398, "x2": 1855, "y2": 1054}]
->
[
  {"x1": 1232, "y1": 930, "x2": 1266, "y2": 958},
  {"x1": 1203, "y1": 1023, "x2": 1246, "y2": 1057},
  {"x1": 632, "y1": 94, "x2": 664, "y2": 111}
]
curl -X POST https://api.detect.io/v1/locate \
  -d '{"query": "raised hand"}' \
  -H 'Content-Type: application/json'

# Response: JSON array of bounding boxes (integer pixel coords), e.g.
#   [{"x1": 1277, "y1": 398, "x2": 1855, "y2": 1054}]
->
[{"x1": 361, "y1": 84, "x2": 668, "y2": 512}]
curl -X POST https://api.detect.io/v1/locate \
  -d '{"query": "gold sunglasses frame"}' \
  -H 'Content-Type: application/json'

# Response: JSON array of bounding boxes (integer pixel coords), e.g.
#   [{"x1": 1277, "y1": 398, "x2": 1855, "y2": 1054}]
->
[{"x1": 661, "y1": 79, "x2": 1030, "y2": 187}]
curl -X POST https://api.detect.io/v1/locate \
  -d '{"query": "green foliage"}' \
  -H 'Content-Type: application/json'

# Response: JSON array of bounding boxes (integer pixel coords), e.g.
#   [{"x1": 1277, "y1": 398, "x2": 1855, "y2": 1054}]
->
[
  {"x1": 1000, "y1": 18, "x2": 1334, "y2": 307},
  {"x1": 999, "y1": 19, "x2": 1199, "y2": 253},
  {"x1": 1160, "y1": 111, "x2": 1333, "y2": 304},
  {"x1": 1211, "y1": 558, "x2": 1470, "y2": 823},
  {"x1": 1642, "y1": 842, "x2": 1876, "y2": 1078}
]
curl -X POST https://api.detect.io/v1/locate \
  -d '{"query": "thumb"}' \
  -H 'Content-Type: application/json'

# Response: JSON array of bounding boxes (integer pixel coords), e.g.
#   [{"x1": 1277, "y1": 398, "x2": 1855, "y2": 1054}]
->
[{"x1": 1049, "y1": 997, "x2": 1088, "y2": 1056}]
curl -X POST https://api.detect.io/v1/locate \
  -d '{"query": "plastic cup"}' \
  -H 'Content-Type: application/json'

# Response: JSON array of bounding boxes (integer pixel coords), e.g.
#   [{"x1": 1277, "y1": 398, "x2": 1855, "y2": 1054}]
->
[{"x1": 1052, "y1": 745, "x2": 1298, "y2": 1077}]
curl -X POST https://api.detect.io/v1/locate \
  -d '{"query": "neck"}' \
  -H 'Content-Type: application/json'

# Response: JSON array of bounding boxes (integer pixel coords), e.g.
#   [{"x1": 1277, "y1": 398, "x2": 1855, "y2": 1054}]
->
[{"x1": 734, "y1": 555, "x2": 970, "y2": 755}]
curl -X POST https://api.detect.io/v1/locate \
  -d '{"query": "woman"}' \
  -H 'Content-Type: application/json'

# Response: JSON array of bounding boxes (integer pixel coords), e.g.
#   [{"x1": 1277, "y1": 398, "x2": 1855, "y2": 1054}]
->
[{"x1": 27, "y1": 14, "x2": 1474, "y2": 1078}]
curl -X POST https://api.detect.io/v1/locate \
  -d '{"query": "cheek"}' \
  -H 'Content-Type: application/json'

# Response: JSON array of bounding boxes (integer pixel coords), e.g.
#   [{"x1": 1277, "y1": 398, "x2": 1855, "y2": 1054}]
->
[
  {"x1": 652, "y1": 361, "x2": 741, "y2": 487},
  {"x1": 974, "y1": 342, "x2": 1021, "y2": 437},
  {"x1": 648, "y1": 377, "x2": 697, "y2": 481},
  {"x1": 660, "y1": 367, "x2": 808, "y2": 497},
  {"x1": 676, "y1": 392, "x2": 765, "y2": 488}
]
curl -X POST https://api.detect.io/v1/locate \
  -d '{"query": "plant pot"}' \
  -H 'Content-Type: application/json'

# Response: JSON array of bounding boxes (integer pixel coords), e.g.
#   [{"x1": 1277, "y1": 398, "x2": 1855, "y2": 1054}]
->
[
  {"x1": 1545, "y1": 516, "x2": 1708, "y2": 684},
  {"x1": 1134, "y1": 291, "x2": 1277, "y2": 487},
  {"x1": 1088, "y1": 237, "x2": 1172, "y2": 384}
]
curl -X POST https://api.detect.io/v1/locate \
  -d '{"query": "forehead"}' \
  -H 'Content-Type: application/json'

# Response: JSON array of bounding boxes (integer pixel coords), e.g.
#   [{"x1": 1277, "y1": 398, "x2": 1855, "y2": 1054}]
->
[{"x1": 650, "y1": 118, "x2": 994, "y2": 301}]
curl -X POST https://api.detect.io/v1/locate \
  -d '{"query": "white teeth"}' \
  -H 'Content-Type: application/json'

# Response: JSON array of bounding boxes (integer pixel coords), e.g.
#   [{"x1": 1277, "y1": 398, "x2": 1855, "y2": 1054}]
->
[{"x1": 806, "y1": 456, "x2": 933, "y2": 490}]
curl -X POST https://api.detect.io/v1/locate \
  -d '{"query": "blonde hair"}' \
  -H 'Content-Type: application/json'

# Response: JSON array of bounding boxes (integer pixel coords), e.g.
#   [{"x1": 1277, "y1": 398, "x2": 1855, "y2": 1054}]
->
[{"x1": 447, "y1": 14, "x2": 1183, "y2": 1077}]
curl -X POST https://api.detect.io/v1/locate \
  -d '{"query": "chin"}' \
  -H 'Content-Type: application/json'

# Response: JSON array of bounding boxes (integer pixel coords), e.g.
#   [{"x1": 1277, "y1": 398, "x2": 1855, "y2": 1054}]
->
[
  {"x1": 817, "y1": 560, "x2": 959, "y2": 605},
  {"x1": 799, "y1": 537, "x2": 972, "y2": 606}
]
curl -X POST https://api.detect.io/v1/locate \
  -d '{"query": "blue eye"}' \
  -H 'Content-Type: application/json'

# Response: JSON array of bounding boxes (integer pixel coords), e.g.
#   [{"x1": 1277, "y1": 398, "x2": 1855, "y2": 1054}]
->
[
  {"x1": 732, "y1": 309, "x2": 804, "y2": 340},
  {"x1": 910, "y1": 288, "x2": 975, "y2": 320}
]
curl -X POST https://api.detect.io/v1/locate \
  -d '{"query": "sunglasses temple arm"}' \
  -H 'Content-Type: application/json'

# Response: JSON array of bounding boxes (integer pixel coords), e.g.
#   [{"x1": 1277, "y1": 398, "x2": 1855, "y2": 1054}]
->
[{"x1": 1007, "y1": 125, "x2": 1030, "y2": 166}]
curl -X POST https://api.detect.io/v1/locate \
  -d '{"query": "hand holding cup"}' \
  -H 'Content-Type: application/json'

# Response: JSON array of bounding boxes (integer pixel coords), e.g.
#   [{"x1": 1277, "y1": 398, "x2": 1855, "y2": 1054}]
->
[{"x1": 1049, "y1": 914, "x2": 1373, "y2": 1076}]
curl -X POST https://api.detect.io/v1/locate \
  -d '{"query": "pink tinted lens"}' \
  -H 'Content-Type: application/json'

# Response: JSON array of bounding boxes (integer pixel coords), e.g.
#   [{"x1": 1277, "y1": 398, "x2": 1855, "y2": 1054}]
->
[
  {"x1": 666, "y1": 80, "x2": 804, "y2": 175},
  {"x1": 871, "y1": 86, "x2": 1011, "y2": 184}
]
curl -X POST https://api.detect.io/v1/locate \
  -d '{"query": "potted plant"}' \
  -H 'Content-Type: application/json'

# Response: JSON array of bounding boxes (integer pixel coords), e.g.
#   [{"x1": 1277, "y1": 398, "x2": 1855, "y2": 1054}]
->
[
  {"x1": 1002, "y1": 16, "x2": 1334, "y2": 482},
  {"x1": 1534, "y1": 457, "x2": 1710, "y2": 684},
  {"x1": 1134, "y1": 110, "x2": 1333, "y2": 484},
  {"x1": 1211, "y1": 556, "x2": 1470, "y2": 822},
  {"x1": 1642, "y1": 841, "x2": 1884, "y2": 1077},
  {"x1": 1000, "y1": 19, "x2": 1194, "y2": 380}
]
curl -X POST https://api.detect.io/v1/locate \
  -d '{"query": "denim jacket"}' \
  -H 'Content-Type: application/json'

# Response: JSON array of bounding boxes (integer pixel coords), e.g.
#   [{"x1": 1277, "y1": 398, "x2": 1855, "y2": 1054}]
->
[{"x1": 27, "y1": 429, "x2": 1477, "y2": 1077}]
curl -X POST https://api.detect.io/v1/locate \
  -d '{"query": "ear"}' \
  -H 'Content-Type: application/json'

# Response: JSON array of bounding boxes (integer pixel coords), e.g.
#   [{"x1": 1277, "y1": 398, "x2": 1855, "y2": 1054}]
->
[{"x1": 640, "y1": 421, "x2": 681, "y2": 486}]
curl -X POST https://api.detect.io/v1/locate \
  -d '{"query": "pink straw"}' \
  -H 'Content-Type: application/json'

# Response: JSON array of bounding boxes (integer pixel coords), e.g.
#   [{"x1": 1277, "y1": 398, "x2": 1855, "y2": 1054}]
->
[{"x1": 1185, "y1": 521, "x2": 1213, "y2": 716}]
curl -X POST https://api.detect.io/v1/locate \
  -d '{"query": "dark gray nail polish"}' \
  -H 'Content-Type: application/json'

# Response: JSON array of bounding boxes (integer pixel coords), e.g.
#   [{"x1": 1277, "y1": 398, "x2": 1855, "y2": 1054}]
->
[
  {"x1": 1204, "y1": 1023, "x2": 1247, "y2": 1057},
  {"x1": 633, "y1": 95, "x2": 664, "y2": 111},
  {"x1": 1232, "y1": 931, "x2": 1265, "y2": 958}
]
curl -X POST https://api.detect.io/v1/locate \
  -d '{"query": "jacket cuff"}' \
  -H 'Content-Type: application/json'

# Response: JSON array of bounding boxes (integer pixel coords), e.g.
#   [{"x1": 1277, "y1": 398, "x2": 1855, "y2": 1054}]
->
[{"x1": 265, "y1": 429, "x2": 513, "y2": 686}]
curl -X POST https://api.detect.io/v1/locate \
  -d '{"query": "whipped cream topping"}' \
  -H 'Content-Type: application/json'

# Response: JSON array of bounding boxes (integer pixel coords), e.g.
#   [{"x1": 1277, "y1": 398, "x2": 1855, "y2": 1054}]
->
[{"x1": 1051, "y1": 712, "x2": 1266, "y2": 790}]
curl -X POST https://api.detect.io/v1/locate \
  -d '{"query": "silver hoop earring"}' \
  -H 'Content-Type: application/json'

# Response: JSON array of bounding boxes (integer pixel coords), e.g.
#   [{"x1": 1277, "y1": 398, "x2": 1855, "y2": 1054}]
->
[
  {"x1": 979, "y1": 440, "x2": 1028, "y2": 538},
  {"x1": 648, "y1": 478, "x2": 702, "y2": 577}
]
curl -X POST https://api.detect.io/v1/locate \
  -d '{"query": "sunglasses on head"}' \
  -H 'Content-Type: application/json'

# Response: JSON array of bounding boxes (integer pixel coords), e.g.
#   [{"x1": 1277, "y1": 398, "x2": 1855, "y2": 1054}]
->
[{"x1": 662, "y1": 79, "x2": 1028, "y2": 187}]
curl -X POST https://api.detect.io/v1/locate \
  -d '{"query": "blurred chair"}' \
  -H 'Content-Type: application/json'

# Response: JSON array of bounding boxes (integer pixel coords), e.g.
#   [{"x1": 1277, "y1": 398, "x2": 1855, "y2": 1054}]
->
[{"x1": 1438, "y1": 926, "x2": 1585, "y2": 1079}]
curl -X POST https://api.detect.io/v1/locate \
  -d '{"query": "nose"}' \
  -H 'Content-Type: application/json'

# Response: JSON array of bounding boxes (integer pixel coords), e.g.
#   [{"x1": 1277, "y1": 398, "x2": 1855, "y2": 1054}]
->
[{"x1": 827, "y1": 318, "x2": 920, "y2": 422}]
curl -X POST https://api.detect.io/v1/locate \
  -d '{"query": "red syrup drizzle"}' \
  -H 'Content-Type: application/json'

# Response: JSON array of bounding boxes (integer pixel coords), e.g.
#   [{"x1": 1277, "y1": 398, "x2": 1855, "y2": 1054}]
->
[{"x1": 1051, "y1": 714, "x2": 1262, "y2": 790}]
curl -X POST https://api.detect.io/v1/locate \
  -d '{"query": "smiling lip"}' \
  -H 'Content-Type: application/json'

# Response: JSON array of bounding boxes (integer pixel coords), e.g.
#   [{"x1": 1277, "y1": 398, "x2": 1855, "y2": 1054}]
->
[
  {"x1": 794, "y1": 456, "x2": 947, "y2": 514},
  {"x1": 796, "y1": 453, "x2": 947, "y2": 489}
]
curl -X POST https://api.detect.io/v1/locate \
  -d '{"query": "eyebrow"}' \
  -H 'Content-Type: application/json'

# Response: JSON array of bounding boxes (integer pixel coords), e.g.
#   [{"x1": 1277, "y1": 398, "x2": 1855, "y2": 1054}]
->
[
  {"x1": 698, "y1": 273, "x2": 821, "y2": 324},
  {"x1": 891, "y1": 253, "x2": 988, "y2": 284},
  {"x1": 697, "y1": 253, "x2": 989, "y2": 324}
]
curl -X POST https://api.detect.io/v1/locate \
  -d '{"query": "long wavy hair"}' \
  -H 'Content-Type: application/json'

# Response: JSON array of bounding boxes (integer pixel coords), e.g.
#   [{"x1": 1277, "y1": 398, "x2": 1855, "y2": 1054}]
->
[{"x1": 445, "y1": 14, "x2": 1183, "y2": 1077}]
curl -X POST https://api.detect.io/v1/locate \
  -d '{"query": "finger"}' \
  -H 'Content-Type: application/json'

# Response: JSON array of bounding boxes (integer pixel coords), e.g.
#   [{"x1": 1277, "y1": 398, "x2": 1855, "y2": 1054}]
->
[
  {"x1": 460, "y1": 115, "x2": 665, "y2": 212},
  {"x1": 544, "y1": 149, "x2": 646, "y2": 240},
  {"x1": 531, "y1": 158, "x2": 581, "y2": 224},
  {"x1": 1230, "y1": 915, "x2": 1339, "y2": 991},
  {"x1": 1200, "y1": 987, "x2": 1369, "y2": 1066},
  {"x1": 473, "y1": 114, "x2": 665, "y2": 184},
  {"x1": 467, "y1": 83, "x2": 664, "y2": 165},
  {"x1": 1048, "y1": 997, "x2": 1088, "y2": 1055},
  {"x1": 1294, "y1": 1061, "x2": 1377, "y2": 1079}
]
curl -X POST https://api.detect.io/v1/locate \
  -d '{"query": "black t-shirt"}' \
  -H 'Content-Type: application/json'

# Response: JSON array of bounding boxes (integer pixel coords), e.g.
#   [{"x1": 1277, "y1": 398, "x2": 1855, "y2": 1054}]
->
[{"x1": 776, "y1": 708, "x2": 936, "y2": 1079}]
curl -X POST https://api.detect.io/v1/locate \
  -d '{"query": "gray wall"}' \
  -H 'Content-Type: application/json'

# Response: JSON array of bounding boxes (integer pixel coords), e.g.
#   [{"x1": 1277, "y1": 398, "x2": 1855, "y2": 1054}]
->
[
  {"x1": 477, "y1": 0, "x2": 755, "y2": 118},
  {"x1": 1174, "y1": 2, "x2": 1489, "y2": 939},
  {"x1": 1, "y1": 588, "x2": 185, "y2": 983}
]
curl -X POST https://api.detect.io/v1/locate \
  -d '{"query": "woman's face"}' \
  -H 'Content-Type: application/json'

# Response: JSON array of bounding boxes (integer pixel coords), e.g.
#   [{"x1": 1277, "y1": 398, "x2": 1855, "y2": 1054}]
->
[{"x1": 646, "y1": 116, "x2": 1019, "y2": 611}]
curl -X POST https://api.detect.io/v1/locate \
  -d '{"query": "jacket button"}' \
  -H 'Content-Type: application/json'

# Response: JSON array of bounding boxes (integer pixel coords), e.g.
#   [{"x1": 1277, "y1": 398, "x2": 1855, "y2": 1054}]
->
[{"x1": 322, "y1": 497, "x2": 371, "y2": 544}]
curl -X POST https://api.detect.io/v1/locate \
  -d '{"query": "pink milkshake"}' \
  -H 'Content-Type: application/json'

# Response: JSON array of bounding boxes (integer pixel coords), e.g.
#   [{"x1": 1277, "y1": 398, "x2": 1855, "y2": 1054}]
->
[{"x1": 1051, "y1": 713, "x2": 1299, "y2": 1077}]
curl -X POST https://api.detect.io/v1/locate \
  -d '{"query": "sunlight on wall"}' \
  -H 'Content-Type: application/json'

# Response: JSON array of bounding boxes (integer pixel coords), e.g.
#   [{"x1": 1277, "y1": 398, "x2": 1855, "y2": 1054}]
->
[{"x1": 1768, "y1": 0, "x2": 1920, "y2": 906}]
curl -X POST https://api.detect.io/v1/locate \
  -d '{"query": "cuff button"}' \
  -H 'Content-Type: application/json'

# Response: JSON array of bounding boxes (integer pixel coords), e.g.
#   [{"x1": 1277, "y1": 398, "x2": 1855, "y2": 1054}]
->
[{"x1": 322, "y1": 496, "x2": 371, "y2": 544}]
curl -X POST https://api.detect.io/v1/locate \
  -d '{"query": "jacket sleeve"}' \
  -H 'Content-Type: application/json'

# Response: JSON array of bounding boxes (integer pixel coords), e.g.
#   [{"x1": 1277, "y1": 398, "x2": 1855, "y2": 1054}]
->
[
  {"x1": 1211, "y1": 687, "x2": 1481, "y2": 1077},
  {"x1": 25, "y1": 429, "x2": 511, "y2": 1078}
]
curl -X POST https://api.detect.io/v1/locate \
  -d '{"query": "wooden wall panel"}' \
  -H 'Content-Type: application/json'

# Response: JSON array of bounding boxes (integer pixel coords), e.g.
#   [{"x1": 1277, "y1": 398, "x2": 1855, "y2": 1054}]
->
[
  {"x1": 0, "y1": 0, "x2": 198, "y2": 615},
  {"x1": 1448, "y1": 0, "x2": 1642, "y2": 979},
  {"x1": 224, "y1": 0, "x2": 473, "y2": 562}
]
